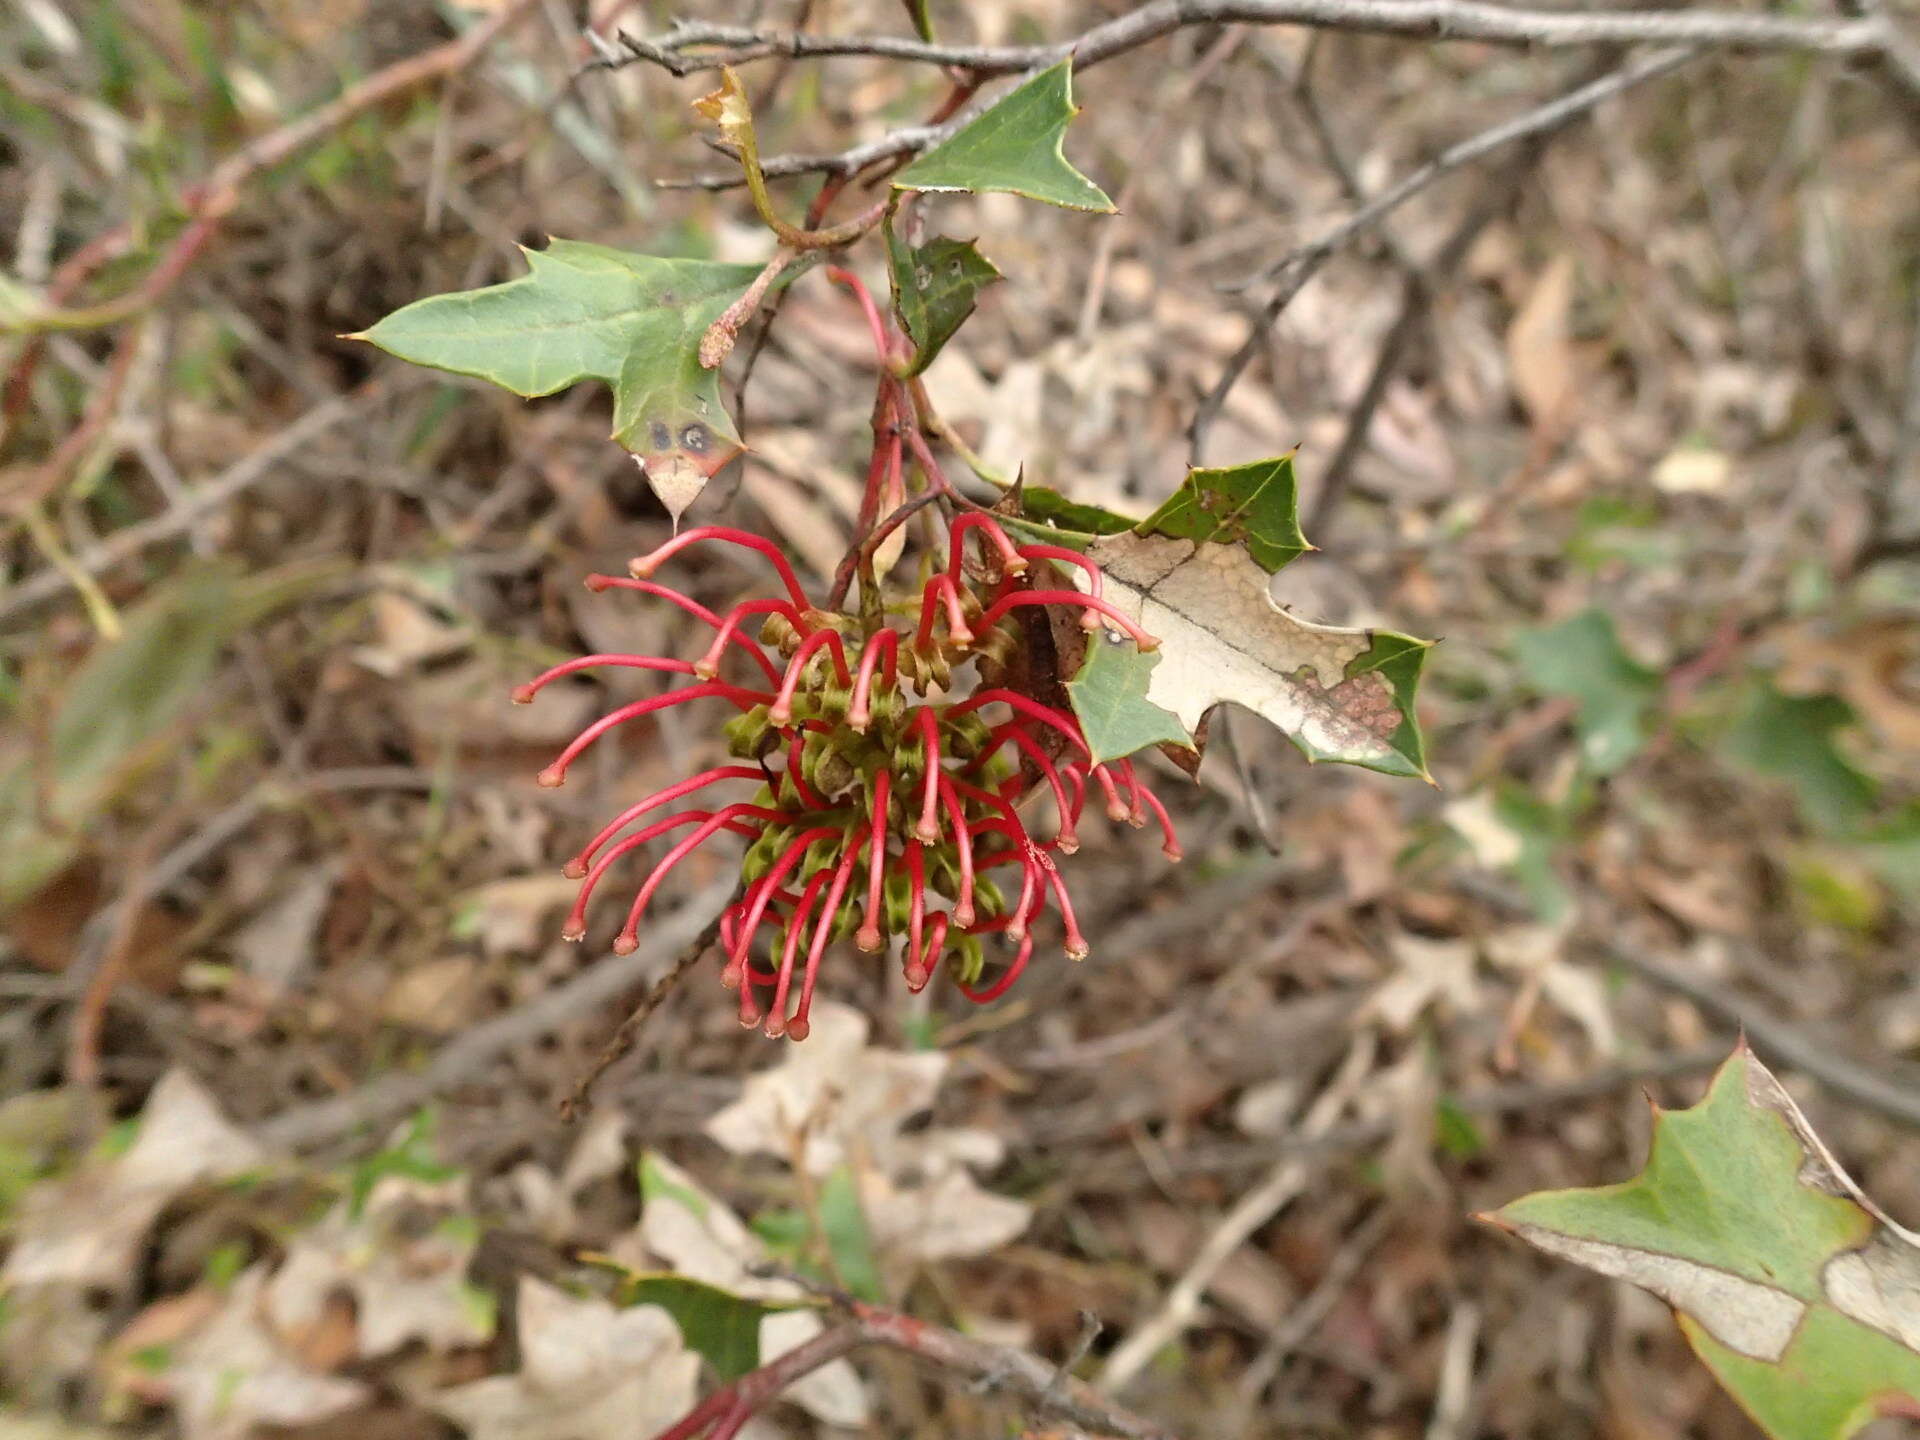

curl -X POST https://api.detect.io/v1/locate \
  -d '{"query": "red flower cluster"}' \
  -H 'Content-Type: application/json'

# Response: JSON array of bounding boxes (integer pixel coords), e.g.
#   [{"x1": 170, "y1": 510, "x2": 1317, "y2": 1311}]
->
[{"x1": 515, "y1": 520, "x2": 1179, "y2": 1041}]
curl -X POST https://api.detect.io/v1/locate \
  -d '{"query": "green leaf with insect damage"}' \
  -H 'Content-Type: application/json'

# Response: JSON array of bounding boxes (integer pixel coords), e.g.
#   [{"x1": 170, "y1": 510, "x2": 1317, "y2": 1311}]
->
[
  {"x1": 1039, "y1": 454, "x2": 1431, "y2": 775},
  {"x1": 885, "y1": 220, "x2": 1001, "y2": 375},
  {"x1": 893, "y1": 61, "x2": 1115, "y2": 213},
  {"x1": 1486, "y1": 1045, "x2": 1920, "y2": 1440},
  {"x1": 354, "y1": 240, "x2": 778, "y2": 521},
  {"x1": 1066, "y1": 638, "x2": 1192, "y2": 767}
]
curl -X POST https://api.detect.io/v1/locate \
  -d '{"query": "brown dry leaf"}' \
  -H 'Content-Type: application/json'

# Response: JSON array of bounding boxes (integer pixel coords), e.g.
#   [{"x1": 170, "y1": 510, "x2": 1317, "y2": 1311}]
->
[
  {"x1": 3, "y1": 1070, "x2": 265, "y2": 1293},
  {"x1": 1778, "y1": 617, "x2": 1920, "y2": 754},
  {"x1": 428, "y1": 1276, "x2": 697, "y2": 1440},
  {"x1": 380, "y1": 956, "x2": 481, "y2": 1033},
  {"x1": 1507, "y1": 253, "x2": 1579, "y2": 430}
]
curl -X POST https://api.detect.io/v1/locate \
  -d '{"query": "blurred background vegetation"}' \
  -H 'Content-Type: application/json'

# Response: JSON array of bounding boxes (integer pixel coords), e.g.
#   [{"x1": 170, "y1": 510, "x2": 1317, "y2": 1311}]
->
[{"x1": 2, "y1": 1, "x2": 1918, "y2": 1437}]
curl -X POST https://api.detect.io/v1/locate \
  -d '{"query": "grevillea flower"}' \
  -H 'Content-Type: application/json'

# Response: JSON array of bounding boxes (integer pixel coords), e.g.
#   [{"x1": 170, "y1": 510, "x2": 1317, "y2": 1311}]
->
[{"x1": 515, "y1": 519, "x2": 1179, "y2": 1041}]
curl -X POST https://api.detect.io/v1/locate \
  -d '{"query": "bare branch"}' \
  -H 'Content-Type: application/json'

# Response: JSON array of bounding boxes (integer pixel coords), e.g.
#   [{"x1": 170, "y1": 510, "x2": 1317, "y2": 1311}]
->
[
  {"x1": 652, "y1": 1301, "x2": 1181, "y2": 1440},
  {"x1": 603, "y1": 1, "x2": 1912, "y2": 77},
  {"x1": 1189, "y1": 46, "x2": 1698, "y2": 462},
  {"x1": 256, "y1": 880, "x2": 733, "y2": 1152}
]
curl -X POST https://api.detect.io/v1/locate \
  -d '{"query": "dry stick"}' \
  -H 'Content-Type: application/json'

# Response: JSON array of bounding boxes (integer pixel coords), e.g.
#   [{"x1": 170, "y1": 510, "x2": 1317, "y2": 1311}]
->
[
  {"x1": 1098, "y1": 1074, "x2": 1349, "y2": 1394},
  {"x1": 1187, "y1": 46, "x2": 1698, "y2": 463},
  {"x1": 651, "y1": 1302, "x2": 1181, "y2": 1440},
  {"x1": 1305, "y1": 117, "x2": 1553, "y2": 538},
  {"x1": 0, "y1": 386, "x2": 377, "y2": 627},
  {"x1": 1608, "y1": 945, "x2": 1920, "y2": 1130},
  {"x1": 608, "y1": 2, "x2": 1914, "y2": 79},
  {"x1": 558, "y1": 912, "x2": 723, "y2": 1121},
  {"x1": 1854, "y1": 284, "x2": 1920, "y2": 570},
  {"x1": 256, "y1": 879, "x2": 732, "y2": 1152}
]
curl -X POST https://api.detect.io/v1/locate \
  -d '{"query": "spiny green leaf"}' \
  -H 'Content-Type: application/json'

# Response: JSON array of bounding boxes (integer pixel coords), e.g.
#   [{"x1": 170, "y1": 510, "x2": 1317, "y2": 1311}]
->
[
  {"x1": 1512, "y1": 609, "x2": 1659, "y2": 775},
  {"x1": 1723, "y1": 682, "x2": 1878, "y2": 835},
  {"x1": 885, "y1": 220, "x2": 1001, "y2": 375},
  {"x1": 353, "y1": 240, "x2": 774, "y2": 521},
  {"x1": 1134, "y1": 454, "x2": 1313, "y2": 574},
  {"x1": 893, "y1": 60, "x2": 1115, "y2": 213},
  {"x1": 1486, "y1": 1045, "x2": 1920, "y2": 1440},
  {"x1": 1066, "y1": 639, "x2": 1193, "y2": 767},
  {"x1": 618, "y1": 1273, "x2": 801, "y2": 1382}
]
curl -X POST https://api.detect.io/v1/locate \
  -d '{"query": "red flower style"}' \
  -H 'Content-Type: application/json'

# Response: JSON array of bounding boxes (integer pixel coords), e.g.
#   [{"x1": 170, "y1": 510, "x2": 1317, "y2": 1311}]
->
[{"x1": 514, "y1": 519, "x2": 1180, "y2": 1041}]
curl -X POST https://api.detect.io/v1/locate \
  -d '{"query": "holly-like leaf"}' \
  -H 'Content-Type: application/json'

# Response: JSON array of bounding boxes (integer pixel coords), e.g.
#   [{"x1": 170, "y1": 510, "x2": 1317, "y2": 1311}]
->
[
  {"x1": 1026, "y1": 455, "x2": 1431, "y2": 775},
  {"x1": 1485, "y1": 1045, "x2": 1920, "y2": 1440},
  {"x1": 884, "y1": 220, "x2": 1001, "y2": 375},
  {"x1": 1723, "y1": 682, "x2": 1878, "y2": 834},
  {"x1": 1009, "y1": 484, "x2": 1136, "y2": 542},
  {"x1": 616, "y1": 1273, "x2": 802, "y2": 1382},
  {"x1": 1066, "y1": 638, "x2": 1191, "y2": 767},
  {"x1": 353, "y1": 240, "x2": 773, "y2": 522},
  {"x1": 1129, "y1": 453, "x2": 1312, "y2": 573},
  {"x1": 892, "y1": 60, "x2": 1115, "y2": 213},
  {"x1": 1512, "y1": 609, "x2": 1659, "y2": 775}
]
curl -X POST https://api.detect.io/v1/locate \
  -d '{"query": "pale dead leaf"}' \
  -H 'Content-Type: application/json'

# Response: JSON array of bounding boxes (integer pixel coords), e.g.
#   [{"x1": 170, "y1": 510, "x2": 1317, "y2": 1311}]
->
[
  {"x1": 1483, "y1": 925, "x2": 1618, "y2": 1055},
  {"x1": 1501, "y1": 1225, "x2": 1806, "y2": 1361},
  {"x1": 1360, "y1": 934, "x2": 1479, "y2": 1034},
  {"x1": 429, "y1": 1276, "x2": 698, "y2": 1440},
  {"x1": 380, "y1": 955, "x2": 480, "y2": 1033},
  {"x1": 1652, "y1": 447, "x2": 1733, "y2": 495},
  {"x1": 265, "y1": 1175, "x2": 492, "y2": 1360},
  {"x1": 455, "y1": 874, "x2": 583, "y2": 958},
  {"x1": 860, "y1": 1166, "x2": 1032, "y2": 1266},
  {"x1": 3, "y1": 1070, "x2": 264, "y2": 1291},
  {"x1": 227, "y1": 864, "x2": 338, "y2": 1000},
  {"x1": 703, "y1": 1000, "x2": 947, "y2": 1177},
  {"x1": 161, "y1": 1266, "x2": 371, "y2": 1440},
  {"x1": 1443, "y1": 792, "x2": 1524, "y2": 869}
]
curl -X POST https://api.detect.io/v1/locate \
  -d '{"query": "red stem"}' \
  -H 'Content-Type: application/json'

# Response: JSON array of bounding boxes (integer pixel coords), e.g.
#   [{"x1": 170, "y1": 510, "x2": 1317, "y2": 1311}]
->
[
  {"x1": 827, "y1": 265, "x2": 892, "y2": 369},
  {"x1": 857, "y1": 769, "x2": 892, "y2": 951},
  {"x1": 792, "y1": 842, "x2": 861, "y2": 1042},
  {"x1": 975, "y1": 590, "x2": 1159, "y2": 650},
  {"x1": 948, "y1": 512, "x2": 1028, "y2": 581},
  {"x1": 564, "y1": 765, "x2": 765, "y2": 878},
  {"x1": 537, "y1": 684, "x2": 768, "y2": 788},
  {"x1": 697, "y1": 597, "x2": 813, "y2": 679},
  {"x1": 631, "y1": 526, "x2": 812, "y2": 611},
  {"x1": 768, "y1": 627, "x2": 852, "y2": 723},
  {"x1": 512, "y1": 654, "x2": 703, "y2": 705},
  {"x1": 914, "y1": 572, "x2": 974, "y2": 650},
  {"x1": 614, "y1": 804, "x2": 793, "y2": 954},
  {"x1": 847, "y1": 627, "x2": 900, "y2": 731},
  {"x1": 950, "y1": 689, "x2": 1090, "y2": 759},
  {"x1": 584, "y1": 576, "x2": 782, "y2": 686},
  {"x1": 938, "y1": 775, "x2": 976, "y2": 927},
  {"x1": 913, "y1": 707, "x2": 943, "y2": 843}
]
